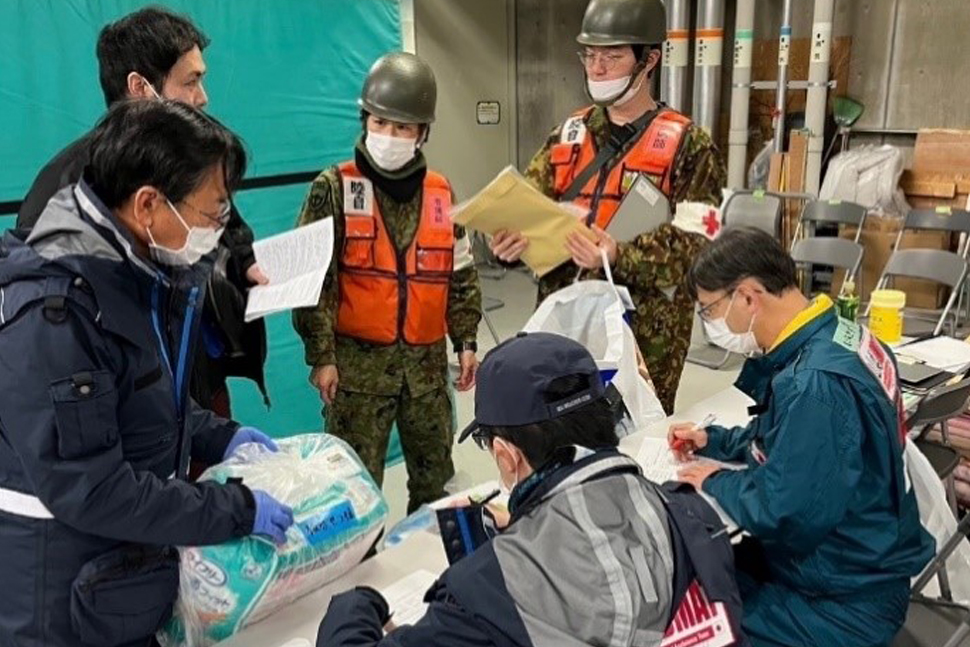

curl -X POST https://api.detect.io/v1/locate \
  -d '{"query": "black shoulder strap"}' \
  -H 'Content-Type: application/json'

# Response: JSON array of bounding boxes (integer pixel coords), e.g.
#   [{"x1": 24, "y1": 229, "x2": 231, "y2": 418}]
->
[
  {"x1": 560, "y1": 109, "x2": 658, "y2": 202},
  {"x1": 0, "y1": 275, "x2": 100, "y2": 331}
]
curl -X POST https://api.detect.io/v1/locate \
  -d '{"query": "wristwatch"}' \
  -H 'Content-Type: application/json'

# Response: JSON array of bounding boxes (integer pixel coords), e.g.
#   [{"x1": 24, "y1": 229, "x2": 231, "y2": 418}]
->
[{"x1": 455, "y1": 341, "x2": 478, "y2": 354}]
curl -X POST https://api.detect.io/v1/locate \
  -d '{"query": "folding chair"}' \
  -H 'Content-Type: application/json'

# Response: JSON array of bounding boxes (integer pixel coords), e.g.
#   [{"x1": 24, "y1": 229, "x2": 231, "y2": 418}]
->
[
  {"x1": 900, "y1": 209, "x2": 970, "y2": 328},
  {"x1": 720, "y1": 190, "x2": 784, "y2": 238},
  {"x1": 790, "y1": 237, "x2": 864, "y2": 296},
  {"x1": 892, "y1": 512, "x2": 970, "y2": 647},
  {"x1": 791, "y1": 199, "x2": 868, "y2": 244},
  {"x1": 906, "y1": 377, "x2": 970, "y2": 520},
  {"x1": 864, "y1": 248, "x2": 967, "y2": 336}
]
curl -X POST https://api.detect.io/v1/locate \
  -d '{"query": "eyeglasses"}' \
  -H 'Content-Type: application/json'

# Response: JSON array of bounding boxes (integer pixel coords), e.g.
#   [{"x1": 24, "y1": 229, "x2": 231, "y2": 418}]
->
[
  {"x1": 696, "y1": 292, "x2": 732, "y2": 322},
  {"x1": 472, "y1": 431, "x2": 492, "y2": 452},
  {"x1": 174, "y1": 199, "x2": 232, "y2": 227},
  {"x1": 576, "y1": 50, "x2": 628, "y2": 71}
]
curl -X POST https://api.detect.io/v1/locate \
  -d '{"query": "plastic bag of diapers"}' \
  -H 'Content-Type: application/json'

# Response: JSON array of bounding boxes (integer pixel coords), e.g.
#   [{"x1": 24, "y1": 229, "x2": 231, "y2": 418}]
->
[{"x1": 158, "y1": 434, "x2": 388, "y2": 647}]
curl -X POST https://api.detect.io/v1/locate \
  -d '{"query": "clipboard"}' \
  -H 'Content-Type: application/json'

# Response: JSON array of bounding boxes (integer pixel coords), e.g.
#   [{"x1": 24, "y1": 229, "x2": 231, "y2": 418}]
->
[{"x1": 607, "y1": 174, "x2": 671, "y2": 242}]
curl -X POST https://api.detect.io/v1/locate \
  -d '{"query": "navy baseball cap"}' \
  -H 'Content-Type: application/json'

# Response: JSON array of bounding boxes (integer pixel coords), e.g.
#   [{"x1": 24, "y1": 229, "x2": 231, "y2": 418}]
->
[{"x1": 458, "y1": 332, "x2": 605, "y2": 444}]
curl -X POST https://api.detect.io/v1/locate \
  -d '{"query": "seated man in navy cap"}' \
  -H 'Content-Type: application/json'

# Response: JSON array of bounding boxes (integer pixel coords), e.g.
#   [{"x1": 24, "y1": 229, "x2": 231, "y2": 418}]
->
[{"x1": 317, "y1": 332, "x2": 746, "y2": 647}]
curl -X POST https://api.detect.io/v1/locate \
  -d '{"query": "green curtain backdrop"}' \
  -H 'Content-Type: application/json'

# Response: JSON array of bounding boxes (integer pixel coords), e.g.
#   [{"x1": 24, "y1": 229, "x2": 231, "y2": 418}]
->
[{"x1": 0, "y1": 0, "x2": 407, "y2": 461}]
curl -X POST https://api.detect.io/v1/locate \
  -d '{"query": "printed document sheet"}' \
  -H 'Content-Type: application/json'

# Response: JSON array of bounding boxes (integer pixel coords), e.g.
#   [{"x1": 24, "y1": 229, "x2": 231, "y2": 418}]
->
[
  {"x1": 245, "y1": 218, "x2": 334, "y2": 322},
  {"x1": 382, "y1": 569, "x2": 439, "y2": 627}
]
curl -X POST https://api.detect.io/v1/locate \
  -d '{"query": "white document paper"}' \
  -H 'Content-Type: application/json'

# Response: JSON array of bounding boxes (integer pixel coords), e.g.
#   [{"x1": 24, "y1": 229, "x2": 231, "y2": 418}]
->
[
  {"x1": 635, "y1": 437, "x2": 744, "y2": 531},
  {"x1": 245, "y1": 218, "x2": 334, "y2": 322},
  {"x1": 382, "y1": 569, "x2": 439, "y2": 627},
  {"x1": 896, "y1": 336, "x2": 970, "y2": 372}
]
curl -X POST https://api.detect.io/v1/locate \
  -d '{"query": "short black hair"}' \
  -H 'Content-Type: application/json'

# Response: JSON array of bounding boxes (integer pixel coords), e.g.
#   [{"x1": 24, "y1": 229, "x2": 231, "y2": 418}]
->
[
  {"x1": 96, "y1": 6, "x2": 210, "y2": 106},
  {"x1": 688, "y1": 226, "x2": 799, "y2": 298},
  {"x1": 478, "y1": 374, "x2": 619, "y2": 469},
  {"x1": 86, "y1": 100, "x2": 246, "y2": 209}
]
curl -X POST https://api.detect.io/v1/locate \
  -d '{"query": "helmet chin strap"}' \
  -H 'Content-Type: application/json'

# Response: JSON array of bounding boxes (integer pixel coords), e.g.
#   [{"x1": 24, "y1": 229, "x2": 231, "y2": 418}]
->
[{"x1": 585, "y1": 59, "x2": 649, "y2": 107}]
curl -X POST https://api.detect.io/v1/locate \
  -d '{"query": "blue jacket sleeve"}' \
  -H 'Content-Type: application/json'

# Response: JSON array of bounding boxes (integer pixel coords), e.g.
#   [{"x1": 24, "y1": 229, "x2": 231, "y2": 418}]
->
[
  {"x1": 317, "y1": 587, "x2": 494, "y2": 647},
  {"x1": 187, "y1": 399, "x2": 239, "y2": 466},
  {"x1": 0, "y1": 308, "x2": 255, "y2": 546},
  {"x1": 702, "y1": 389, "x2": 864, "y2": 553},
  {"x1": 700, "y1": 423, "x2": 755, "y2": 463}
]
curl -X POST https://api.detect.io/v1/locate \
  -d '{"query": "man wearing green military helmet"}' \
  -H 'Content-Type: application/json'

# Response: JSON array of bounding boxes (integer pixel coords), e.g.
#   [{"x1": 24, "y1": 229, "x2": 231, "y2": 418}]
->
[
  {"x1": 294, "y1": 52, "x2": 482, "y2": 512},
  {"x1": 491, "y1": 0, "x2": 726, "y2": 416}
]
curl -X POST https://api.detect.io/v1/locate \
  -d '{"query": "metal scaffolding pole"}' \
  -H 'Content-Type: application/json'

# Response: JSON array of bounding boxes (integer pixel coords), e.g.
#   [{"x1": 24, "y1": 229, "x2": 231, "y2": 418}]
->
[
  {"x1": 773, "y1": 0, "x2": 794, "y2": 153},
  {"x1": 727, "y1": 0, "x2": 757, "y2": 188},
  {"x1": 660, "y1": 0, "x2": 691, "y2": 113},
  {"x1": 804, "y1": 0, "x2": 836, "y2": 195},
  {"x1": 691, "y1": 0, "x2": 726, "y2": 137}
]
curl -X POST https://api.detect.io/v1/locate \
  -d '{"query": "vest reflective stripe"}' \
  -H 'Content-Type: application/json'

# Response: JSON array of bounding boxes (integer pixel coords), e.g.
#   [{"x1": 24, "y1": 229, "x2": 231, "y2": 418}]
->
[
  {"x1": 335, "y1": 162, "x2": 454, "y2": 345},
  {"x1": 550, "y1": 107, "x2": 691, "y2": 229},
  {"x1": 0, "y1": 487, "x2": 54, "y2": 520}
]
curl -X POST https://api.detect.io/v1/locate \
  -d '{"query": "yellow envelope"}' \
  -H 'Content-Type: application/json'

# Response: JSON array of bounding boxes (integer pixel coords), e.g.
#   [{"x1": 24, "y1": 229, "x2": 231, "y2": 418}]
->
[{"x1": 451, "y1": 166, "x2": 596, "y2": 277}]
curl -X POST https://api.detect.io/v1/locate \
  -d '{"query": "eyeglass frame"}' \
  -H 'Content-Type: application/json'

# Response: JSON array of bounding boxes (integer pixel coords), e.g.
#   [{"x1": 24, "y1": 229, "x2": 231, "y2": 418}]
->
[
  {"x1": 576, "y1": 49, "x2": 630, "y2": 71},
  {"x1": 696, "y1": 290, "x2": 733, "y2": 322},
  {"x1": 170, "y1": 197, "x2": 233, "y2": 227},
  {"x1": 471, "y1": 430, "x2": 493, "y2": 452}
]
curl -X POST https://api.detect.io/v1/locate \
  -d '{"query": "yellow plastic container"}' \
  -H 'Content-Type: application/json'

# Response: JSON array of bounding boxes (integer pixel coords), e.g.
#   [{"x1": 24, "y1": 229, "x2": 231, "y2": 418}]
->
[{"x1": 869, "y1": 289, "x2": 906, "y2": 343}]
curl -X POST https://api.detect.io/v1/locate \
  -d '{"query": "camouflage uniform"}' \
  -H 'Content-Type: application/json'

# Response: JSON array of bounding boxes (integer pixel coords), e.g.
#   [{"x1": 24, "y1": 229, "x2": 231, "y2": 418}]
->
[
  {"x1": 524, "y1": 105, "x2": 725, "y2": 413},
  {"x1": 294, "y1": 150, "x2": 482, "y2": 512}
]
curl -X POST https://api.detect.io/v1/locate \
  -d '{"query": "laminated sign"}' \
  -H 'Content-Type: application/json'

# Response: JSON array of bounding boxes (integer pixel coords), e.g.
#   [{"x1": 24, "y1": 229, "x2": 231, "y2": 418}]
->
[{"x1": 662, "y1": 581, "x2": 737, "y2": 647}]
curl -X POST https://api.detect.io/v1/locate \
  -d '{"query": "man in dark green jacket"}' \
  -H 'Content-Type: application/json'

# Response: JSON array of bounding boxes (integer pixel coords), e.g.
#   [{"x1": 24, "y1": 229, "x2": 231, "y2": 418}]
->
[{"x1": 671, "y1": 227, "x2": 934, "y2": 647}]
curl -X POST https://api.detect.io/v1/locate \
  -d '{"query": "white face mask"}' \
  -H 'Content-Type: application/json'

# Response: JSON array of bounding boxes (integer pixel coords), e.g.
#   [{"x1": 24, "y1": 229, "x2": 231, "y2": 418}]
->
[
  {"x1": 587, "y1": 72, "x2": 644, "y2": 107},
  {"x1": 365, "y1": 131, "x2": 418, "y2": 172},
  {"x1": 146, "y1": 200, "x2": 224, "y2": 266},
  {"x1": 703, "y1": 292, "x2": 763, "y2": 357}
]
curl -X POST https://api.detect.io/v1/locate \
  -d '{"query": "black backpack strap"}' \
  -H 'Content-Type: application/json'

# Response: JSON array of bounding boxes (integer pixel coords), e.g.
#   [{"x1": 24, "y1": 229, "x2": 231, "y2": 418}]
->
[{"x1": 0, "y1": 275, "x2": 100, "y2": 331}]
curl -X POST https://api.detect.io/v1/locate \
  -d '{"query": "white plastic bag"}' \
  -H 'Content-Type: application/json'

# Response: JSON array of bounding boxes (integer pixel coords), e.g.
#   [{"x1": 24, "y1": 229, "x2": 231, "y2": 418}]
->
[
  {"x1": 905, "y1": 440, "x2": 970, "y2": 603},
  {"x1": 522, "y1": 271, "x2": 666, "y2": 433},
  {"x1": 159, "y1": 434, "x2": 388, "y2": 647},
  {"x1": 820, "y1": 145, "x2": 911, "y2": 219}
]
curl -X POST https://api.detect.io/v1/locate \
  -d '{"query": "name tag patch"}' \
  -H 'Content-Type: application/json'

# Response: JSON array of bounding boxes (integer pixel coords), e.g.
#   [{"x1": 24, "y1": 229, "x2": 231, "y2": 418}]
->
[{"x1": 343, "y1": 176, "x2": 374, "y2": 216}]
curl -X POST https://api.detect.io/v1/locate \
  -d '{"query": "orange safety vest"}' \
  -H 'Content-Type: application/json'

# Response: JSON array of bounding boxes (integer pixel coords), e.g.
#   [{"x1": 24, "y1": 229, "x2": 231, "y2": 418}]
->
[
  {"x1": 335, "y1": 162, "x2": 454, "y2": 346},
  {"x1": 549, "y1": 106, "x2": 691, "y2": 229}
]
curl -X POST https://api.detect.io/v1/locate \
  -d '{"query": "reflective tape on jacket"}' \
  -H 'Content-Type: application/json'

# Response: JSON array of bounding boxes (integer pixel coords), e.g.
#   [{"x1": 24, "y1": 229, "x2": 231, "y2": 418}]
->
[{"x1": 0, "y1": 486, "x2": 54, "y2": 520}]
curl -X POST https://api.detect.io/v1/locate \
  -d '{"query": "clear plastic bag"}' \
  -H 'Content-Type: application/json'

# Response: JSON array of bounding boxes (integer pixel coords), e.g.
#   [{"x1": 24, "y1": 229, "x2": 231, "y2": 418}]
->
[{"x1": 158, "y1": 434, "x2": 388, "y2": 647}]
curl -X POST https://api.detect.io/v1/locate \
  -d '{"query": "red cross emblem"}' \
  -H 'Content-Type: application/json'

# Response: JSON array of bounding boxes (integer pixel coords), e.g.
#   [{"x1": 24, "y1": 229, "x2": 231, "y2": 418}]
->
[{"x1": 703, "y1": 209, "x2": 721, "y2": 237}]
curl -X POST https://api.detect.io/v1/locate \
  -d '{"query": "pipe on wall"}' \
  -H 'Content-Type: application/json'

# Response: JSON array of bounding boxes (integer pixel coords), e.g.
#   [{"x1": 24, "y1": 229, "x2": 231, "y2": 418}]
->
[
  {"x1": 691, "y1": 0, "x2": 725, "y2": 137},
  {"x1": 773, "y1": 0, "x2": 794, "y2": 153},
  {"x1": 726, "y1": 0, "x2": 757, "y2": 189},
  {"x1": 660, "y1": 0, "x2": 691, "y2": 113},
  {"x1": 804, "y1": 0, "x2": 835, "y2": 195}
]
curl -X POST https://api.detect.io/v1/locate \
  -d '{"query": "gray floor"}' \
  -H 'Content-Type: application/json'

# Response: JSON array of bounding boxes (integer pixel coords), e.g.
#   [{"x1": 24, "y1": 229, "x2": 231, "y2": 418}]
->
[{"x1": 380, "y1": 267, "x2": 740, "y2": 527}]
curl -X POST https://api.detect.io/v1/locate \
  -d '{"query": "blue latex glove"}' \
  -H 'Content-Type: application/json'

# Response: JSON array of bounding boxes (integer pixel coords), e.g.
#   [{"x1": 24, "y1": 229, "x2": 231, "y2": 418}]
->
[
  {"x1": 252, "y1": 490, "x2": 295, "y2": 544},
  {"x1": 223, "y1": 426, "x2": 278, "y2": 460}
]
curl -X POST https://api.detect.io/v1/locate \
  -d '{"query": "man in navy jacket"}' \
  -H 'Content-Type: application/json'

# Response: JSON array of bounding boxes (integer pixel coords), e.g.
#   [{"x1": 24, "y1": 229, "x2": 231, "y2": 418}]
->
[{"x1": 0, "y1": 100, "x2": 292, "y2": 647}]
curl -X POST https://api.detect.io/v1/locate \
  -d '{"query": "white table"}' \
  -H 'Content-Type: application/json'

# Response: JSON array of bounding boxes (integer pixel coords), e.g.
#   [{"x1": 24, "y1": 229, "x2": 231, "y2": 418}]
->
[
  {"x1": 215, "y1": 533, "x2": 448, "y2": 647},
  {"x1": 219, "y1": 387, "x2": 756, "y2": 647}
]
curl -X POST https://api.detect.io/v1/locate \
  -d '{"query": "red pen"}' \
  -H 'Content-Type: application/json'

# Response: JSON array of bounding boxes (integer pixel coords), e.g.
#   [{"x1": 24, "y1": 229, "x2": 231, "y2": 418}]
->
[
  {"x1": 671, "y1": 414, "x2": 716, "y2": 453},
  {"x1": 671, "y1": 438, "x2": 690, "y2": 452}
]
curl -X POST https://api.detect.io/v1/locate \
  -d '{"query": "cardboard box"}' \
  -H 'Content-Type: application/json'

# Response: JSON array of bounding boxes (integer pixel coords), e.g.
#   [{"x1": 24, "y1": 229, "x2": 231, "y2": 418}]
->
[
  {"x1": 840, "y1": 214, "x2": 950, "y2": 309},
  {"x1": 901, "y1": 170, "x2": 970, "y2": 210},
  {"x1": 784, "y1": 131, "x2": 809, "y2": 248},
  {"x1": 913, "y1": 130, "x2": 970, "y2": 175}
]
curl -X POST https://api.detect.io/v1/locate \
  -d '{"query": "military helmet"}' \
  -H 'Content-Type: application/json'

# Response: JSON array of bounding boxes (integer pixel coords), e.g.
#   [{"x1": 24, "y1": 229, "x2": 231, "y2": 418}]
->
[
  {"x1": 358, "y1": 52, "x2": 437, "y2": 124},
  {"x1": 576, "y1": 0, "x2": 667, "y2": 47}
]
